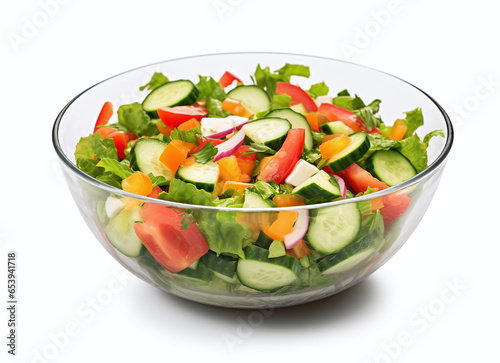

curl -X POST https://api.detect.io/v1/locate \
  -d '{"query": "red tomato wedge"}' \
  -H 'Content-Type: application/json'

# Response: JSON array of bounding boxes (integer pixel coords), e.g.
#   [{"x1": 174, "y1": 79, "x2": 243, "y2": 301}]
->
[
  {"x1": 343, "y1": 163, "x2": 389, "y2": 194},
  {"x1": 276, "y1": 82, "x2": 318, "y2": 113},
  {"x1": 219, "y1": 71, "x2": 242, "y2": 88},
  {"x1": 157, "y1": 104, "x2": 208, "y2": 129},
  {"x1": 343, "y1": 164, "x2": 411, "y2": 224},
  {"x1": 134, "y1": 204, "x2": 209, "y2": 273},
  {"x1": 381, "y1": 192, "x2": 412, "y2": 224},
  {"x1": 317, "y1": 103, "x2": 381, "y2": 134},
  {"x1": 232, "y1": 145, "x2": 257, "y2": 161},
  {"x1": 107, "y1": 130, "x2": 135, "y2": 159},
  {"x1": 190, "y1": 137, "x2": 224, "y2": 154},
  {"x1": 93, "y1": 101, "x2": 113, "y2": 133},
  {"x1": 260, "y1": 128, "x2": 305, "y2": 184}
]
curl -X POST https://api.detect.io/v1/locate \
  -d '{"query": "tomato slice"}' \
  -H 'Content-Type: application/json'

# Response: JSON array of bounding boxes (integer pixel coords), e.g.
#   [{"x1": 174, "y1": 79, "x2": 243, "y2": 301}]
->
[
  {"x1": 231, "y1": 145, "x2": 257, "y2": 161},
  {"x1": 107, "y1": 130, "x2": 133, "y2": 159},
  {"x1": 190, "y1": 137, "x2": 224, "y2": 154},
  {"x1": 259, "y1": 128, "x2": 305, "y2": 184},
  {"x1": 157, "y1": 104, "x2": 208, "y2": 129},
  {"x1": 343, "y1": 164, "x2": 411, "y2": 224},
  {"x1": 317, "y1": 103, "x2": 381, "y2": 134},
  {"x1": 276, "y1": 82, "x2": 318, "y2": 113},
  {"x1": 134, "y1": 204, "x2": 209, "y2": 273},
  {"x1": 343, "y1": 163, "x2": 389, "y2": 194},
  {"x1": 381, "y1": 192, "x2": 412, "y2": 224},
  {"x1": 219, "y1": 71, "x2": 242, "y2": 88},
  {"x1": 93, "y1": 102, "x2": 113, "y2": 133}
]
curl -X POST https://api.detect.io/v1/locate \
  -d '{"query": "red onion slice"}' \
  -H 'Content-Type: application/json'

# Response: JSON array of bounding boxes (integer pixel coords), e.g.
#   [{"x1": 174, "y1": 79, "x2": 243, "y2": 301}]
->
[
  {"x1": 283, "y1": 210, "x2": 309, "y2": 250},
  {"x1": 333, "y1": 175, "x2": 347, "y2": 199},
  {"x1": 213, "y1": 131, "x2": 246, "y2": 161},
  {"x1": 204, "y1": 119, "x2": 249, "y2": 139}
]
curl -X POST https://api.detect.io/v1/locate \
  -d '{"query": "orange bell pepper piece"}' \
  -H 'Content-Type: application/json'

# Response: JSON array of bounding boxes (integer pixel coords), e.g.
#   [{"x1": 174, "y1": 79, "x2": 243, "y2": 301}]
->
[
  {"x1": 159, "y1": 140, "x2": 195, "y2": 173},
  {"x1": 218, "y1": 155, "x2": 242, "y2": 183},
  {"x1": 371, "y1": 197, "x2": 385, "y2": 212},
  {"x1": 156, "y1": 120, "x2": 173, "y2": 136},
  {"x1": 388, "y1": 119, "x2": 408, "y2": 141},
  {"x1": 272, "y1": 194, "x2": 305, "y2": 207},
  {"x1": 319, "y1": 134, "x2": 351, "y2": 159},
  {"x1": 264, "y1": 211, "x2": 299, "y2": 241},
  {"x1": 122, "y1": 171, "x2": 153, "y2": 196},
  {"x1": 221, "y1": 97, "x2": 253, "y2": 118},
  {"x1": 286, "y1": 239, "x2": 313, "y2": 259},
  {"x1": 178, "y1": 118, "x2": 201, "y2": 131},
  {"x1": 305, "y1": 113, "x2": 320, "y2": 132},
  {"x1": 222, "y1": 181, "x2": 253, "y2": 196}
]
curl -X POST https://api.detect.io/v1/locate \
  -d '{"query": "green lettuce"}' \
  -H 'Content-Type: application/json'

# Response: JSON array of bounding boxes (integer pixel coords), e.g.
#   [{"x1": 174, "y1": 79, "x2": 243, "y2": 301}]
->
[
  {"x1": 192, "y1": 142, "x2": 217, "y2": 163},
  {"x1": 196, "y1": 210, "x2": 253, "y2": 258},
  {"x1": 158, "y1": 179, "x2": 213, "y2": 206},
  {"x1": 332, "y1": 90, "x2": 382, "y2": 130},
  {"x1": 397, "y1": 130, "x2": 444, "y2": 173},
  {"x1": 75, "y1": 133, "x2": 118, "y2": 161},
  {"x1": 139, "y1": 72, "x2": 169, "y2": 91},
  {"x1": 308, "y1": 82, "x2": 329, "y2": 98},
  {"x1": 196, "y1": 76, "x2": 231, "y2": 117},
  {"x1": 96, "y1": 158, "x2": 133, "y2": 180},
  {"x1": 117, "y1": 103, "x2": 158, "y2": 137},
  {"x1": 252, "y1": 63, "x2": 310, "y2": 97},
  {"x1": 270, "y1": 94, "x2": 292, "y2": 110},
  {"x1": 169, "y1": 126, "x2": 202, "y2": 145},
  {"x1": 402, "y1": 108, "x2": 424, "y2": 137}
]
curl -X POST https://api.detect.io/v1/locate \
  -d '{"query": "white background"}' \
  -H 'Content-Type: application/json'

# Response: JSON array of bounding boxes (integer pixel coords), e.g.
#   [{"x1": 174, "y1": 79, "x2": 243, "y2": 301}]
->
[{"x1": 1, "y1": 0, "x2": 499, "y2": 362}]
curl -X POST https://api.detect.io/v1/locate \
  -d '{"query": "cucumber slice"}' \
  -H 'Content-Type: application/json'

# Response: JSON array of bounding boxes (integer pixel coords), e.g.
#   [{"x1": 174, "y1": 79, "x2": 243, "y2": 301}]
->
[
  {"x1": 320, "y1": 121, "x2": 355, "y2": 135},
  {"x1": 236, "y1": 245, "x2": 301, "y2": 291},
  {"x1": 241, "y1": 117, "x2": 291, "y2": 151},
  {"x1": 177, "y1": 161, "x2": 219, "y2": 192},
  {"x1": 201, "y1": 251, "x2": 237, "y2": 278},
  {"x1": 104, "y1": 206, "x2": 143, "y2": 257},
  {"x1": 365, "y1": 149, "x2": 417, "y2": 186},
  {"x1": 130, "y1": 138, "x2": 175, "y2": 181},
  {"x1": 254, "y1": 231, "x2": 274, "y2": 249},
  {"x1": 227, "y1": 85, "x2": 271, "y2": 114},
  {"x1": 243, "y1": 190, "x2": 276, "y2": 208},
  {"x1": 305, "y1": 203, "x2": 361, "y2": 254},
  {"x1": 317, "y1": 240, "x2": 376, "y2": 276},
  {"x1": 326, "y1": 131, "x2": 370, "y2": 172},
  {"x1": 266, "y1": 108, "x2": 313, "y2": 150},
  {"x1": 292, "y1": 170, "x2": 341, "y2": 201},
  {"x1": 290, "y1": 103, "x2": 308, "y2": 114},
  {"x1": 173, "y1": 263, "x2": 214, "y2": 282},
  {"x1": 142, "y1": 80, "x2": 199, "y2": 117}
]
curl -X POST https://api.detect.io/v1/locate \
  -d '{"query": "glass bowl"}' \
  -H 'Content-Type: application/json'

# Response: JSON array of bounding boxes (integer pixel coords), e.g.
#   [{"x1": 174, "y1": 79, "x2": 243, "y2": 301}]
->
[{"x1": 52, "y1": 52, "x2": 453, "y2": 308}]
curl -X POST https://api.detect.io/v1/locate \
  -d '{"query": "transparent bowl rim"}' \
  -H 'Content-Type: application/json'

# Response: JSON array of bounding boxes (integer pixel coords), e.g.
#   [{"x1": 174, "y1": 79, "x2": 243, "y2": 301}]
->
[{"x1": 52, "y1": 51, "x2": 454, "y2": 212}]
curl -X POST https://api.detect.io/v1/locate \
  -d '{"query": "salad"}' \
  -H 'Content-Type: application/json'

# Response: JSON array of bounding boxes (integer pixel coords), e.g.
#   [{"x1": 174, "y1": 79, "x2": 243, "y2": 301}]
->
[{"x1": 75, "y1": 63, "x2": 443, "y2": 293}]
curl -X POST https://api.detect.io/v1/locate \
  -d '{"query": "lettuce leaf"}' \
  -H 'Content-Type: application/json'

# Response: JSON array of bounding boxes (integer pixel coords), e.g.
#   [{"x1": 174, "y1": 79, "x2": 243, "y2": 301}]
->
[
  {"x1": 196, "y1": 76, "x2": 231, "y2": 118},
  {"x1": 75, "y1": 133, "x2": 118, "y2": 162},
  {"x1": 192, "y1": 142, "x2": 217, "y2": 163},
  {"x1": 158, "y1": 179, "x2": 213, "y2": 206},
  {"x1": 308, "y1": 82, "x2": 329, "y2": 98},
  {"x1": 397, "y1": 130, "x2": 444, "y2": 173},
  {"x1": 96, "y1": 158, "x2": 133, "y2": 180},
  {"x1": 117, "y1": 103, "x2": 158, "y2": 137},
  {"x1": 139, "y1": 72, "x2": 169, "y2": 91},
  {"x1": 196, "y1": 210, "x2": 252, "y2": 258},
  {"x1": 402, "y1": 108, "x2": 424, "y2": 137},
  {"x1": 332, "y1": 91, "x2": 382, "y2": 130},
  {"x1": 252, "y1": 63, "x2": 310, "y2": 97},
  {"x1": 169, "y1": 125, "x2": 202, "y2": 145},
  {"x1": 270, "y1": 94, "x2": 292, "y2": 110}
]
